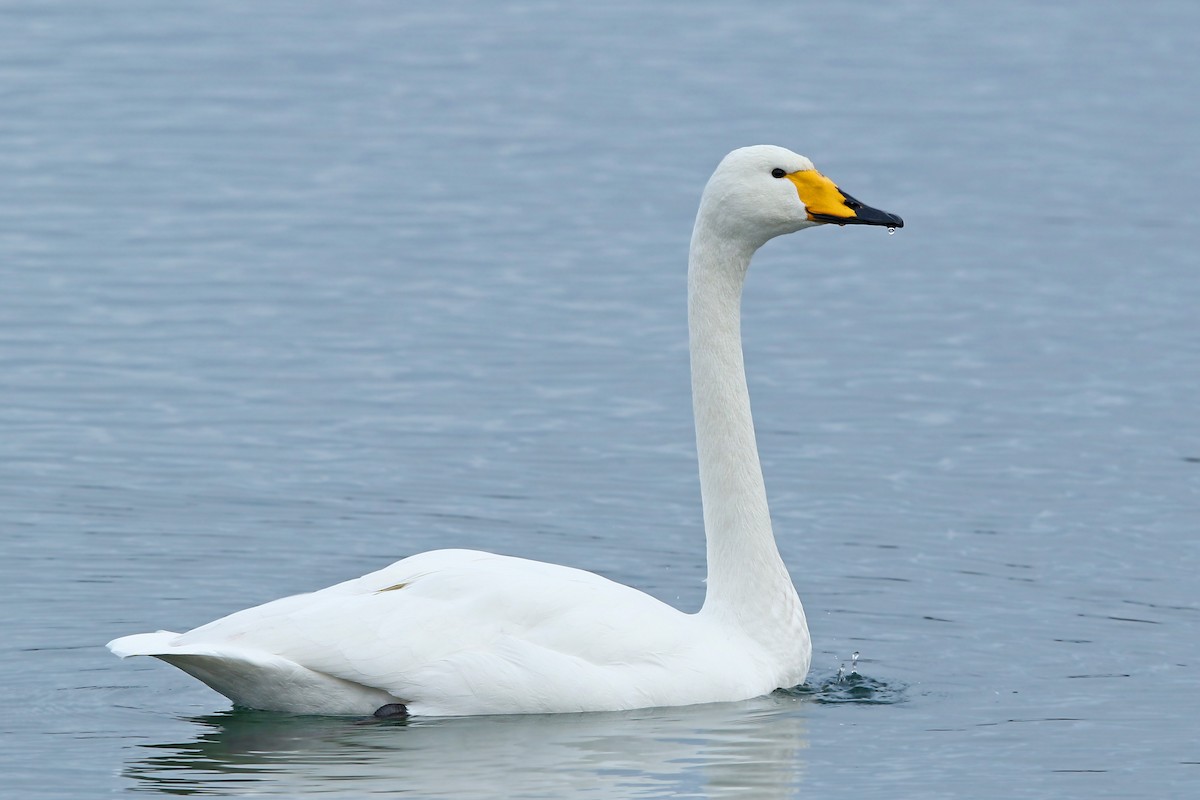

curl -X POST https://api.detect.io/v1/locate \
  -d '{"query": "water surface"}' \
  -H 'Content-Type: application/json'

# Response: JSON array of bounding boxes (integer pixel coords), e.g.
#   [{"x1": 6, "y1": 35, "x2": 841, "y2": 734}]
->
[{"x1": 1, "y1": 1, "x2": 1198, "y2": 797}]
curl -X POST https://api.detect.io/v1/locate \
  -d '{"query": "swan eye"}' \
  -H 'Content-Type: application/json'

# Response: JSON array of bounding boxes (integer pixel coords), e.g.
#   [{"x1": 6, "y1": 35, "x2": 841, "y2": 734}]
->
[{"x1": 771, "y1": 168, "x2": 786, "y2": 179}]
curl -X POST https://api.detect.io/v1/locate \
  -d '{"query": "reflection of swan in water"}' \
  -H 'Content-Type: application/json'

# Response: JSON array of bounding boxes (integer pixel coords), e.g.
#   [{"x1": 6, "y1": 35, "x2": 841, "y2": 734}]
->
[
  {"x1": 108, "y1": 145, "x2": 902, "y2": 716},
  {"x1": 124, "y1": 697, "x2": 809, "y2": 797}
]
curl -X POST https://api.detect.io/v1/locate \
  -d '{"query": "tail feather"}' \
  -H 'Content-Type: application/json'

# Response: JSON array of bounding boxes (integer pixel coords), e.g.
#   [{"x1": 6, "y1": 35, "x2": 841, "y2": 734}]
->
[
  {"x1": 107, "y1": 631, "x2": 182, "y2": 658},
  {"x1": 106, "y1": 630, "x2": 403, "y2": 715}
]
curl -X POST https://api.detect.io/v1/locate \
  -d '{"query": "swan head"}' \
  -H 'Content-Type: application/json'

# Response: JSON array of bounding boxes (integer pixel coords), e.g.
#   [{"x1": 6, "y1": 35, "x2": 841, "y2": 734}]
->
[{"x1": 698, "y1": 145, "x2": 903, "y2": 248}]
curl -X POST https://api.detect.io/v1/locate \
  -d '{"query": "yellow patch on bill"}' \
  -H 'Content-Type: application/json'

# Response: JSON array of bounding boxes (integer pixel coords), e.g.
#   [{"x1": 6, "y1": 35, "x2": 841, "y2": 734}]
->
[{"x1": 786, "y1": 170, "x2": 854, "y2": 221}]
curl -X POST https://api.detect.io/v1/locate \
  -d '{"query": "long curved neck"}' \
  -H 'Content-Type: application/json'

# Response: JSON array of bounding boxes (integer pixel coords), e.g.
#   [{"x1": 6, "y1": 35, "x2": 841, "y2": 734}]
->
[{"x1": 688, "y1": 225, "x2": 798, "y2": 624}]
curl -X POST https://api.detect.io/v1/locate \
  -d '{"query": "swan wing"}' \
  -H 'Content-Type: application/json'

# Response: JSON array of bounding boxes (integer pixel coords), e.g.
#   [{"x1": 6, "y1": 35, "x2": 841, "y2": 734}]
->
[{"x1": 111, "y1": 549, "x2": 719, "y2": 715}]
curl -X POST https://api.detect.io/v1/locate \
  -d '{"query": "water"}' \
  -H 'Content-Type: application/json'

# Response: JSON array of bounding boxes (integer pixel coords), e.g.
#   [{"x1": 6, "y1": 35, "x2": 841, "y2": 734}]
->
[{"x1": 2, "y1": 0, "x2": 1198, "y2": 796}]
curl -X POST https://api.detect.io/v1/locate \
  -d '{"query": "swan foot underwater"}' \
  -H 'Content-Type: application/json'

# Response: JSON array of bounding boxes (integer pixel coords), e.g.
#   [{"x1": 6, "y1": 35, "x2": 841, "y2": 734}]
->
[{"x1": 108, "y1": 145, "x2": 903, "y2": 717}]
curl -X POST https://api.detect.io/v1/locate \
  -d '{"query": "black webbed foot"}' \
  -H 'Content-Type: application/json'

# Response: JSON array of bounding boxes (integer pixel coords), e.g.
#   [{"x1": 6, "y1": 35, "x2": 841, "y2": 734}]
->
[{"x1": 373, "y1": 703, "x2": 409, "y2": 719}]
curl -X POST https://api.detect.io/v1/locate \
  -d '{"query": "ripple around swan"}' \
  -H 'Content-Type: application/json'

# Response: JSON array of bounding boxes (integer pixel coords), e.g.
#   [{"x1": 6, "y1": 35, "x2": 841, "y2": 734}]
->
[{"x1": 782, "y1": 669, "x2": 906, "y2": 705}]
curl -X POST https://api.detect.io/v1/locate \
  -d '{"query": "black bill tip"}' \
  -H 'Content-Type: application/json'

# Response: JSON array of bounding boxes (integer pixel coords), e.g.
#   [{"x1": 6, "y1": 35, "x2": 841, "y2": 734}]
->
[{"x1": 812, "y1": 191, "x2": 903, "y2": 228}]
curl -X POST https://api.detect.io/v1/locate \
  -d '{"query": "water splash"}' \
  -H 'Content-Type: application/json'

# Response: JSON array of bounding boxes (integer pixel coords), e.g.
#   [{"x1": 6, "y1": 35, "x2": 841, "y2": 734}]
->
[
  {"x1": 781, "y1": 653, "x2": 904, "y2": 705},
  {"x1": 887, "y1": 226, "x2": 896, "y2": 234}
]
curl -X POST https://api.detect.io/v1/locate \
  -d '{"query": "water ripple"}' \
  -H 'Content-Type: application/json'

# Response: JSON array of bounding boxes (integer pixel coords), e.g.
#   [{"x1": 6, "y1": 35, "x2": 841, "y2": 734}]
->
[{"x1": 782, "y1": 669, "x2": 906, "y2": 706}]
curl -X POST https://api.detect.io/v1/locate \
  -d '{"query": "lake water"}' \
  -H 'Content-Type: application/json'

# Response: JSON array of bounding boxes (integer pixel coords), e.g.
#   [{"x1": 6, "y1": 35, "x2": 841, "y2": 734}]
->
[{"x1": 2, "y1": 0, "x2": 1198, "y2": 796}]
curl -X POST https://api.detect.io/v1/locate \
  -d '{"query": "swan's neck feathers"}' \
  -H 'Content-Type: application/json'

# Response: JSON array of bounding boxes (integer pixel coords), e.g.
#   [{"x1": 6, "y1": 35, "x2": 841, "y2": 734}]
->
[{"x1": 688, "y1": 225, "x2": 804, "y2": 645}]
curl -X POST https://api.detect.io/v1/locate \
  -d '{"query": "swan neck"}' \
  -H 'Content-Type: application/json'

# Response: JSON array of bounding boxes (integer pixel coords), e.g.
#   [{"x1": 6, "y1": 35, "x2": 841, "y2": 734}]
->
[{"x1": 687, "y1": 228, "x2": 795, "y2": 620}]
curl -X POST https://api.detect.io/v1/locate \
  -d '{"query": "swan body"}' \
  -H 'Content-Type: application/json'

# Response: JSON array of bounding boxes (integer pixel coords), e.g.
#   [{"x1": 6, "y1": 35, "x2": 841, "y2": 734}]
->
[{"x1": 108, "y1": 145, "x2": 902, "y2": 716}]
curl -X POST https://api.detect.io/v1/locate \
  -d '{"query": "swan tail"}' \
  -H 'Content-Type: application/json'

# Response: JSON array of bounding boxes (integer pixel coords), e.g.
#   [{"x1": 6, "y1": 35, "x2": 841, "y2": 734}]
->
[
  {"x1": 106, "y1": 631, "x2": 403, "y2": 716},
  {"x1": 107, "y1": 631, "x2": 182, "y2": 658}
]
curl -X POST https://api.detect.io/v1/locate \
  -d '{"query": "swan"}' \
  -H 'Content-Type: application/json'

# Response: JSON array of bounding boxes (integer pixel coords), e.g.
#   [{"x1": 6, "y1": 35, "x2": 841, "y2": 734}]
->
[{"x1": 108, "y1": 145, "x2": 902, "y2": 717}]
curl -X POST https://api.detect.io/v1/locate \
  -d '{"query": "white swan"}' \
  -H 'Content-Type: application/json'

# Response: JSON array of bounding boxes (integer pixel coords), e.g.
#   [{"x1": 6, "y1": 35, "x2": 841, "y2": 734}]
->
[{"x1": 108, "y1": 145, "x2": 902, "y2": 717}]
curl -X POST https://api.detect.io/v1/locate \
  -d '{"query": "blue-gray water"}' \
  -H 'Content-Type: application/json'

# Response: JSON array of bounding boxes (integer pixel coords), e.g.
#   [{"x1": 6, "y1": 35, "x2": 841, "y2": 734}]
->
[{"x1": 2, "y1": 1, "x2": 1198, "y2": 797}]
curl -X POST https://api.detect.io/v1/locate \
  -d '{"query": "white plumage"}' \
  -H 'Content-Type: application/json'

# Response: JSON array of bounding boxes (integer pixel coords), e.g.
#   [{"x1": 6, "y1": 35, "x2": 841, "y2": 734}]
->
[{"x1": 108, "y1": 145, "x2": 902, "y2": 716}]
